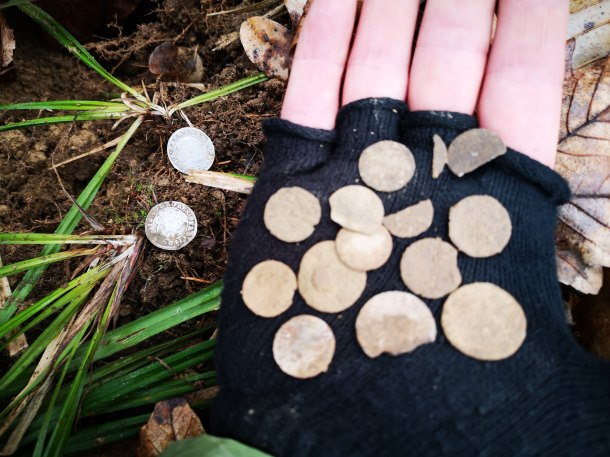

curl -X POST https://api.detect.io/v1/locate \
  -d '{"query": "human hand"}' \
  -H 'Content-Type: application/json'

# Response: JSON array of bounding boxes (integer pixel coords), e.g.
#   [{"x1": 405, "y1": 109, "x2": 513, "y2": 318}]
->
[
  {"x1": 282, "y1": 0, "x2": 567, "y2": 167},
  {"x1": 210, "y1": 2, "x2": 610, "y2": 456}
]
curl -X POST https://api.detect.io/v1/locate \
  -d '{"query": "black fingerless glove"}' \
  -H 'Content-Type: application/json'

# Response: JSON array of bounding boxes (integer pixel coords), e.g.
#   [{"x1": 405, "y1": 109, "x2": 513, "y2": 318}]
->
[{"x1": 210, "y1": 98, "x2": 610, "y2": 456}]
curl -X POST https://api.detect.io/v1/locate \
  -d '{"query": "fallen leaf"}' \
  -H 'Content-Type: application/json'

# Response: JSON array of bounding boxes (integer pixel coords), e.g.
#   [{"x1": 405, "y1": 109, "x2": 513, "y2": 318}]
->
[
  {"x1": 0, "y1": 13, "x2": 15, "y2": 69},
  {"x1": 136, "y1": 398, "x2": 204, "y2": 457},
  {"x1": 555, "y1": 39, "x2": 610, "y2": 294},
  {"x1": 568, "y1": 0, "x2": 610, "y2": 69},
  {"x1": 240, "y1": 16, "x2": 292, "y2": 80},
  {"x1": 283, "y1": 0, "x2": 307, "y2": 25},
  {"x1": 556, "y1": 248, "x2": 603, "y2": 294}
]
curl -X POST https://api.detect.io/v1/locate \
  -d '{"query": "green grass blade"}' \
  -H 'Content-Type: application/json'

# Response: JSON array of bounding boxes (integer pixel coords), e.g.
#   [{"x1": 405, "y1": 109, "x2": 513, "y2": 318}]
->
[
  {"x1": 0, "y1": 116, "x2": 143, "y2": 325},
  {"x1": 0, "y1": 112, "x2": 127, "y2": 132},
  {"x1": 0, "y1": 0, "x2": 31, "y2": 10},
  {"x1": 0, "y1": 292, "x2": 92, "y2": 394},
  {"x1": 0, "y1": 100, "x2": 127, "y2": 111},
  {"x1": 0, "y1": 248, "x2": 98, "y2": 278},
  {"x1": 85, "y1": 371, "x2": 216, "y2": 416},
  {"x1": 70, "y1": 280, "x2": 222, "y2": 367},
  {"x1": 0, "y1": 267, "x2": 107, "y2": 342},
  {"x1": 0, "y1": 233, "x2": 137, "y2": 245},
  {"x1": 63, "y1": 414, "x2": 150, "y2": 455},
  {"x1": 174, "y1": 73, "x2": 268, "y2": 110},
  {"x1": 228, "y1": 172, "x2": 257, "y2": 182},
  {"x1": 81, "y1": 340, "x2": 215, "y2": 413},
  {"x1": 85, "y1": 328, "x2": 209, "y2": 386},
  {"x1": 43, "y1": 269, "x2": 127, "y2": 457},
  {"x1": 16, "y1": 3, "x2": 145, "y2": 100},
  {"x1": 32, "y1": 326, "x2": 86, "y2": 457}
]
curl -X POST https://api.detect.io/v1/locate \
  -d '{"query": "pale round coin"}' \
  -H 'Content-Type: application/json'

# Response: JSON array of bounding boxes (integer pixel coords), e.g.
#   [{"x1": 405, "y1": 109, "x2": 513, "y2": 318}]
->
[
  {"x1": 358, "y1": 140, "x2": 416, "y2": 192},
  {"x1": 241, "y1": 260, "x2": 297, "y2": 317},
  {"x1": 441, "y1": 282, "x2": 527, "y2": 361},
  {"x1": 329, "y1": 185, "x2": 384, "y2": 234},
  {"x1": 298, "y1": 241, "x2": 367, "y2": 313},
  {"x1": 432, "y1": 134, "x2": 448, "y2": 179},
  {"x1": 145, "y1": 201, "x2": 197, "y2": 250},
  {"x1": 383, "y1": 199, "x2": 434, "y2": 239},
  {"x1": 449, "y1": 195, "x2": 512, "y2": 258},
  {"x1": 273, "y1": 315, "x2": 336, "y2": 379},
  {"x1": 264, "y1": 187, "x2": 321, "y2": 243},
  {"x1": 167, "y1": 127, "x2": 216, "y2": 173},
  {"x1": 400, "y1": 238, "x2": 461, "y2": 299},
  {"x1": 356, "y1": 291, "x2": 437, "y2": 358},
  {"x1": 335, "y1": 226, "x2": 392, "y2": 271},
  {"x1": 447, "y1": 128, "x2": 506, "y2": 177}
]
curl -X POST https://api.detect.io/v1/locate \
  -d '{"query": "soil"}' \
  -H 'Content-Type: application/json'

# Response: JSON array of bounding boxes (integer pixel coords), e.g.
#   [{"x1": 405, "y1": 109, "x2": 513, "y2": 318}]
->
[{"x1": 0, "y1": 0, "x2": 609, "y2": 455}]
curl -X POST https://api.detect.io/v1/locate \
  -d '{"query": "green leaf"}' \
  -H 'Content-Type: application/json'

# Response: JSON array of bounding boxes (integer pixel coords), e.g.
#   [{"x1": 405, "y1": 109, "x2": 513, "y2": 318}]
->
[
  {"x1": 0, "y1": 112, "x2": 127, "y2": 132},
  {"x1": 0, "y1": 100, "x2": 128, "y2": 111},
  {"x1": 0, "y1": 248, "x2": 98, "y2": 278},
  {"x1": 161, "y1": 435, "x2": 271, "y2": 457}
]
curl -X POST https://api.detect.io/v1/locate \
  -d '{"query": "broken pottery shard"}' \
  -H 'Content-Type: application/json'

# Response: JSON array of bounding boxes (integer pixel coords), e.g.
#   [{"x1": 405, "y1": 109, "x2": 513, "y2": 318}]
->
[
  {"x1": 335, "y1": 226, "x2": 392, "y2": 272},
  {"x1": 329, "y1": 185, "x2": 384, "y2": 234},
  {"x1": 449, "y1": 195, "x2": 512, "y2": 258},
  {"x1": 358, "y1": 140, "x2": 416, "y2": 192},
  {"x1": 447, "y1": 128, "x2": 506, "y2": 177},
  {"x1": 432, "y1": 134, "x2": 448, "y2": 179},
  {"x1": 264, "y1": 187, "x2": 321, "y2": 243},
  {"x1": 241, "y1": 260, "x2": 297, "y2": 318},
  {"x1": 400, "y1": 238, "x2": 461, "y2": 299},
  {"x1": 273, "y1": 314, "x2": 336, "y2": 379},
  {"x1": 298, "y1": 241, "x2": 367, "y2": 313},
  {"x1": 355, "y1": 291, "x2": 437, "y2": 358},
  {"x1": 441, "y1": 282, "x2": 527, "y2": 361},
  {"x1": 383, "y1": 199, "x2": 434, "y2": 239}
]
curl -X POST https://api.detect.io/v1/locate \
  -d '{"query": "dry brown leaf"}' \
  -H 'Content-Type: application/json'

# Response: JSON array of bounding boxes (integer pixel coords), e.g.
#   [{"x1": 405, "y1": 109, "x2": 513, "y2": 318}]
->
[
  {"x1": 0, "y1": 13, "x2": 15, "y2": 69},
  {"x1": 283, "y1": 0, "x2": 307, "y2": 25},
  {"x1": 240, "y1": 16, "x2": 292, "y2": 80},
  {"x1": 555, "y1": 40, "x2": 610, "y2": 294},
  {"x1": 568, "y1": 0, "x2": 610, "y2": 69},
  {"x1": 136, "y1": 398, "x2": 204, "y2": 457}
]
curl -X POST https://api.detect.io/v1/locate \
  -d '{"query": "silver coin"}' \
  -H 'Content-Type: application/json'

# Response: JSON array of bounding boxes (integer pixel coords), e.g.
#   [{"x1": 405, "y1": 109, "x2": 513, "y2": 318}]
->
[
  {"x1": 167, "y1": 127, "x2": 215, "y2": 174},
  {"x1": 145, "y1": 201, "x2": 198, "y2": 250}
]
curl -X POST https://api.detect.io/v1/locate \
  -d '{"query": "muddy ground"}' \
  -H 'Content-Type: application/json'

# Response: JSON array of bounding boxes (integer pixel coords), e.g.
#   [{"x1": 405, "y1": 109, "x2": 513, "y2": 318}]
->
[{"x1": 1, "y1": 0, "x2": 609, "y2": 455}]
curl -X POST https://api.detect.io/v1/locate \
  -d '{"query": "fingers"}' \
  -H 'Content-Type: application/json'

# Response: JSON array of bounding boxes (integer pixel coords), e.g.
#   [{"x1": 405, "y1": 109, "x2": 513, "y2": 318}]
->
[
  {"x1": 407, "y1": 0, "x2": 496, "y2": 114},
  {"x1": 478, "y1": 0, "x2": 569, "y2": 167},
  {"x1": 281, "y1": 0, "x2": 358, "y2": 130},
  {"x1": 341, "y1": 0, "x2": 419, "y2": 106}
]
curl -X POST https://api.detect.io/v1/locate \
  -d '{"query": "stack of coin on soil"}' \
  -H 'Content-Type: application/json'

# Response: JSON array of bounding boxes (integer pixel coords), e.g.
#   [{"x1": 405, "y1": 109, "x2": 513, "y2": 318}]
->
[{"x1": 145, "y1": 127, "x2": 215, "y2": 251}]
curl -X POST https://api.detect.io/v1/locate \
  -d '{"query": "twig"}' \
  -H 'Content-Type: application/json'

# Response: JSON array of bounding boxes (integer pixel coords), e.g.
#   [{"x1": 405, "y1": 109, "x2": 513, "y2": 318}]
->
[{"x1": 48, "y1": 136, "x2": 121, "y2": 170}]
